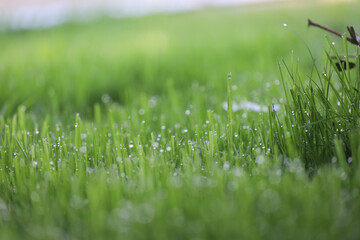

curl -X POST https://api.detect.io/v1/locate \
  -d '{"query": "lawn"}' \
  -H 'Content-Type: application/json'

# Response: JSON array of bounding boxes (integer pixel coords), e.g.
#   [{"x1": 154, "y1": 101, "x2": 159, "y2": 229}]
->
[{"x1": 0, "y1": 1, "x2": 360, "y2": 239}]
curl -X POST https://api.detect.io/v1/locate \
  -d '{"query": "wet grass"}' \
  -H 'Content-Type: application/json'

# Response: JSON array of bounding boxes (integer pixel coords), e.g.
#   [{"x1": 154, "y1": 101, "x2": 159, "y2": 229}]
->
[{"x1": 0, "y1": 1, "x2": 360, "y2": 240}]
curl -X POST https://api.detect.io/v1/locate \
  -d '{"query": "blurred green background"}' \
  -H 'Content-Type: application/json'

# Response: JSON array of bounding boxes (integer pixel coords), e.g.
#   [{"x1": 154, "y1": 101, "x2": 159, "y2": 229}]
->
[{"x1": 1, "y1": 1, "x2": 359, "y2": 120}]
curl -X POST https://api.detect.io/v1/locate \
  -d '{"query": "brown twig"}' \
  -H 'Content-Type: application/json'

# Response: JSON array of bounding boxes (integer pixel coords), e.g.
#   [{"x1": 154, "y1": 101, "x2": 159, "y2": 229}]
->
[{"x1": 308, "y1": 19, "x2": 359, "y2": 47}]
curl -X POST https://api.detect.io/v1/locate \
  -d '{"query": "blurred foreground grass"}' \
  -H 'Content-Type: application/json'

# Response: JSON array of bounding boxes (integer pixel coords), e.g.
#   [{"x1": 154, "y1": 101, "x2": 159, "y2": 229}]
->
[{"x1": 0, "y1": 1, "x2": 360, "y2": 240}]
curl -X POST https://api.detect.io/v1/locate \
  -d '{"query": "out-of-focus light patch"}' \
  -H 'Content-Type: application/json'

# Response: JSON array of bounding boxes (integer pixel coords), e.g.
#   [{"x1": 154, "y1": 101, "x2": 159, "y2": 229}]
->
[
  {"x1": 0, "y1": 0, "x2": 277, "y2": 30},
  {"x1": 222, "y1": 101, "x2": 281, "y2": 112},
  {"x1": 0, "y1": 0, "x2": 354, "y2": 30}
]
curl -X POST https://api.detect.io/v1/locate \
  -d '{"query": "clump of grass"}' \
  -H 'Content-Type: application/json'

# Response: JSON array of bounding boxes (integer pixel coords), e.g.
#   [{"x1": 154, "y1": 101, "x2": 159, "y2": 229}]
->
[{"x1": 269, "y1": 32, "x2": 360, "y2": 172}]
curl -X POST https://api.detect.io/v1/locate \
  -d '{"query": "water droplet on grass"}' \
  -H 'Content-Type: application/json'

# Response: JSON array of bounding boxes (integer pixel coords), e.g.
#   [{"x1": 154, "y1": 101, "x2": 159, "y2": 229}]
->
[
  {"x1": 256, "y1": 155, "x2": 265, "y2": 165},
  {"x1": 223, "y1": 161, "x2": 230, "y2": 171},
  {"x1": 101, "y1": 94, "x2": 111, "y2": 103},
  {"x1": 152, "y1": 142, "x2": 159, "y2": 149},
  {"x1": 80, "y1": 146, "x2": 87, "y2": 153},
  {"x1": 149, "y1": 96, "x2": 158, "y2": 108}
]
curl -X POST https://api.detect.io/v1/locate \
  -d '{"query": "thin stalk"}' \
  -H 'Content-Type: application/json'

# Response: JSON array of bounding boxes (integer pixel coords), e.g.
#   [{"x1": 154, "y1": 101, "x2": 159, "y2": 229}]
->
[{"x1": 308, "y1": 19, "x2": 355, "y2": 45}]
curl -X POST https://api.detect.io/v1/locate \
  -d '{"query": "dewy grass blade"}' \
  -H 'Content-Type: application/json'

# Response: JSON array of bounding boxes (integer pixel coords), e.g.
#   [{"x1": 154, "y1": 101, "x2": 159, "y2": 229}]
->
[
  {"x1": 14, "y1": 136, "x2": 28, "y2": 162},
  {"x1": 227, "y1": 72, "x2": 233, "y2": 150}
]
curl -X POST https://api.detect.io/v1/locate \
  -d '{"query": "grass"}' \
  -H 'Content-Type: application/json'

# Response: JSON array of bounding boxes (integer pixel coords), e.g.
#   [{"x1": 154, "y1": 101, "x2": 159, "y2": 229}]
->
[{"x1": 0, "y1": 1, "x2": 360, "y2": 239}]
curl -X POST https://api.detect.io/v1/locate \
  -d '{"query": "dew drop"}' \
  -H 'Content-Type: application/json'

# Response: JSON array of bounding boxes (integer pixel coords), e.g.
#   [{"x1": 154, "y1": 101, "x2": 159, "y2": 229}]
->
[
  {"x1": 101, "y1": 94, "x2": 111, "y2": 103},
  {"x1": 80, "y1": 146, "x2": 87, "y2": 153},
  {"x1": 223, "y1": 161, "x2": 230, "y2": 171},
  {"x1": 152, "y1": 144, "x2": 158, "y2": 152}
]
